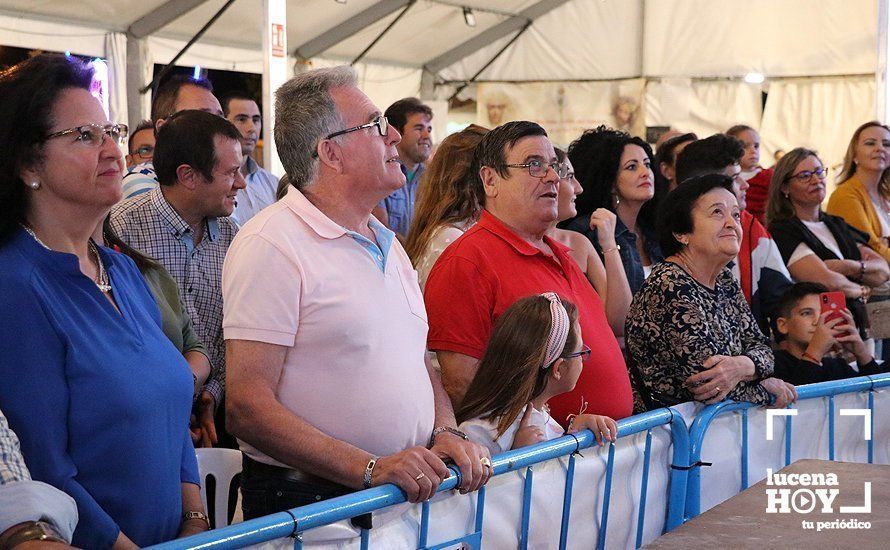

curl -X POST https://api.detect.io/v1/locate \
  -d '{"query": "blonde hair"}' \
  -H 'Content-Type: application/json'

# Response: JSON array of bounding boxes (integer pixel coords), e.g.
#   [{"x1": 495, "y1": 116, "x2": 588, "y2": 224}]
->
[
  {"x1": 404, "y1": 124, "x2": 489, "y2": 265},
  {"x1": 837, "y1": 121, "x2": 890, "y2": 196},
  {"x1": 765, "y1": 147, "x2": 819, "y2": 227}
]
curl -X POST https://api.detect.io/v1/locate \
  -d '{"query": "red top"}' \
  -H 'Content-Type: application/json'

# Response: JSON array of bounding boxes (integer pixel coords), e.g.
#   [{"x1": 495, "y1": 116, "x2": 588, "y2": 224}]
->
[
  {"x1": 424, "y1": 210, "x2": 633, "y2": 422},
  {"x1": 744, "y1": 167, "x2": 773, "y2": 225}
]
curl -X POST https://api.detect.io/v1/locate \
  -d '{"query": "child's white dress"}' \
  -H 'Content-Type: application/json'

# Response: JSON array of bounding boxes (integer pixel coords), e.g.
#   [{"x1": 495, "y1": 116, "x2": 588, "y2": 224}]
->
[{"x1": 458, "y1": 404, "x2": 565, "y2": 455}]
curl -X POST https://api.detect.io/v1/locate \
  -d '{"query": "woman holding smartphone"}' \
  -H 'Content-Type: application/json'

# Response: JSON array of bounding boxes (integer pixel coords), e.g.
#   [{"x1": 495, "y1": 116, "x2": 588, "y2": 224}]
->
[{"x1": 766, "y1": 147, "x2": 889, "y2": 341}]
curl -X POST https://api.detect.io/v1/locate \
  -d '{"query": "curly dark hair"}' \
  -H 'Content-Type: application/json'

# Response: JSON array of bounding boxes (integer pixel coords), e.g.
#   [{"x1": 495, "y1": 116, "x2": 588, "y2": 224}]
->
[{"x1": 563, "y1": 125, "x2": 656, "y2": 228}]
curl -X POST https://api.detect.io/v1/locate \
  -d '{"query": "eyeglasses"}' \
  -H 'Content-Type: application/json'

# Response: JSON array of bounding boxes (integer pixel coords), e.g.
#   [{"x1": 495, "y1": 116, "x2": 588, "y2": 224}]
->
[
  {"x1": 134, "y1": 145, "x2": 154, "y2": 157},
  {"x1": 313, "y1": 115, "x2": 389, "y2": 158},
  {"x1": 44, "y1": 124, "x2": 129, "y2": 146},
  {"x1": 786, "y1": 168, "x2": 828, "y2": 183},
  {"x1": 563, "y1": 344, "x2": 591, "y2": 361},
  {"x1": 327, "y1": 115, "x2": 389, "y2": 140},
  {"x1": 506, "y1": 159, "x2": 569, "y2": 179}
]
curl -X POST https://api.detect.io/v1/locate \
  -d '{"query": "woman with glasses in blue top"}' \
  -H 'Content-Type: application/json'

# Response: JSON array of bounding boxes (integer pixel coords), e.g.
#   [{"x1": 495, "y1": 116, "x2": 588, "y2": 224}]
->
[
  {"x1": 767, "y1": 148, "x2": 889, "y2": 343},
  {"x1": 0, "y1": 54, "x2": 206, "y2": 548}
]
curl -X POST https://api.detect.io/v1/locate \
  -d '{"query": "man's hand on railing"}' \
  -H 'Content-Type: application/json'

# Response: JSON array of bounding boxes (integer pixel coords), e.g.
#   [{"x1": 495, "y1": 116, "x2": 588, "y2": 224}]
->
[
  {"x1": 430, "y1": 431, "x2": 493, "y2": 495},
  {"x1": 372, "y1": 446, "x2": 450, "y2": 503},
  {"x1": 760, "y1": 377, "x2": 798, "y2": 408}
]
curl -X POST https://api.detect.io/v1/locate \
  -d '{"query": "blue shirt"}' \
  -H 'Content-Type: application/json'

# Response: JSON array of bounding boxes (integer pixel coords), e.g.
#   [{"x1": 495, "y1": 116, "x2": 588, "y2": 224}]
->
[
  {"x1": 379, "y1": 162, "x2": 425, "y2": 237},
  {"x1": 343, "y1": 217, "x2": 395, "y2": 272},
  {"x1": 564, "y1": 214, "x2": 664, "y2": 295},
  {"x1": 120, "y1": 160, "x2": 158, "y2": 200},
  {"x1": 232, "y1": 156, "x2": 279, "y2": 226},
  {"x1": 0, "y1": 228, "x2": 199, "y2": 548}
]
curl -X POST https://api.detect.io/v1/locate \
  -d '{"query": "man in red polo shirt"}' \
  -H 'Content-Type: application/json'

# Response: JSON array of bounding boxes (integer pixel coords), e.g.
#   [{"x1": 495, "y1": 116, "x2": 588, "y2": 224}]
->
[{"x1": 424, "y1": 121, "x2": 633, "y2": 424}]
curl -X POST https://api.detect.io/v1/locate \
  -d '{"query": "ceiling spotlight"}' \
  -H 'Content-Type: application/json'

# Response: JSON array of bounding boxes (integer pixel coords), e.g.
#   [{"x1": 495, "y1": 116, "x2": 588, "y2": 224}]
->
[
  {"x1": 334, "y1": 0, "x2": 347, "y2": 4},
  {"x1": 744, "y1": 72, "x2": 765, "y2": 84},
  {"x1": 463, "y1": 7, "x2": 477, "y2": 27}
]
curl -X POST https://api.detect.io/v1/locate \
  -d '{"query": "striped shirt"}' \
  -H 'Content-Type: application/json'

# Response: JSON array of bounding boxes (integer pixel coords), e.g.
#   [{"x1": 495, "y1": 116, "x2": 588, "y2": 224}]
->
[
  {"x1": 110, "y1": 188, "x2": 238, "y2": 405},
  {"x1": 0, "y1": 408, "x2": 29, "y2": 484},
  {"x1": 121, "y1": 161, "x2": 159, "y2": 201}
]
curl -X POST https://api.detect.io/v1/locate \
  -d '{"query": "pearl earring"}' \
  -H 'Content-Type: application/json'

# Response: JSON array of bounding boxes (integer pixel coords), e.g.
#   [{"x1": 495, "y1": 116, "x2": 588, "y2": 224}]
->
[{"x1": 29, "y1": 181, "x2": 40, "y2": 190}]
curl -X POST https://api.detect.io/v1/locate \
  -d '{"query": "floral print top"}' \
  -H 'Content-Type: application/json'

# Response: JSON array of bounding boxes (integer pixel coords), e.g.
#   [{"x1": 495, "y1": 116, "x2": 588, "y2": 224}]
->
[{"x1": 625, "y1": 261, "x2": 774, "y2": 409}]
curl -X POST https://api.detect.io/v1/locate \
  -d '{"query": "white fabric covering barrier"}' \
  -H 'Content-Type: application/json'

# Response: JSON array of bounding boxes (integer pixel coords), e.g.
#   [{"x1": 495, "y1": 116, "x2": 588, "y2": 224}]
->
[
  {"x1": 243, "y1": 403, "x2": 694, "y2": 549},
  {"x1": 227, "y1": 387, "x2": 890, "y2": 550},
  {"x1": 689, "y1": 387, "x2": 890, "y2": 515}
]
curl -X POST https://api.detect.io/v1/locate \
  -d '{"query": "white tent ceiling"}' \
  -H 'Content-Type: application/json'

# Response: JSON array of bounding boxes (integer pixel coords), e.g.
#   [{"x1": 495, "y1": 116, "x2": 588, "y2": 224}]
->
[{"x1": 0, "y1": 0, "x2": 878, "y2": 82}]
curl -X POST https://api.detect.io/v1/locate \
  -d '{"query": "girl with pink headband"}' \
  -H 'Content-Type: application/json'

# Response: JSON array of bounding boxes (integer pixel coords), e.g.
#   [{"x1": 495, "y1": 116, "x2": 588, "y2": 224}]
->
[{"x1": 455, "y1": 293, "x2": 617, "y2": 455}]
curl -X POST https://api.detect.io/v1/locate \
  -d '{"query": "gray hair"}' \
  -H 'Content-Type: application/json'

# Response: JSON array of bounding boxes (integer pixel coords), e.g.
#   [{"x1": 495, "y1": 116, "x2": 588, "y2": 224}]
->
[{"x1": 274, "y1": 66, "x2": 357, "y2": 189}]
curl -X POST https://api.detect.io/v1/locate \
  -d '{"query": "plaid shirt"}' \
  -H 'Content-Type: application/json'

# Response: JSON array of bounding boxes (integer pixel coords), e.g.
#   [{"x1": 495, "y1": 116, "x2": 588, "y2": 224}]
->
[
  {"x1": 0, "y1": 408, "x2": 29, "y2": 484},
  {"x1": 110, "y1": 188, "x2": 237, "y2": 406}
]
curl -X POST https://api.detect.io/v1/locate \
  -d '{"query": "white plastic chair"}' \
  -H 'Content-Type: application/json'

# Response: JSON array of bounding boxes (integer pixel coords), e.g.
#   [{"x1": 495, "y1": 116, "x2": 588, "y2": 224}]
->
[{"x1": 196, "y1": 448, "x2": 243, "y2": 529}]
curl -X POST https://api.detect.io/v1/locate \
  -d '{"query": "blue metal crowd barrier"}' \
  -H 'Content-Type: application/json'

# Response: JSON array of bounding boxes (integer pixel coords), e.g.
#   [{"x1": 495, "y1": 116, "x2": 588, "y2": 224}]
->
[
  {"x1": 150, "y1": 374, "x2": 888, "y2": 549},
  {"x1": 683, "y1": 372, "x2": 890, "y2": 520},
  {"x1": 151, "y1": 407, "x2": 690, "y2": 550}
]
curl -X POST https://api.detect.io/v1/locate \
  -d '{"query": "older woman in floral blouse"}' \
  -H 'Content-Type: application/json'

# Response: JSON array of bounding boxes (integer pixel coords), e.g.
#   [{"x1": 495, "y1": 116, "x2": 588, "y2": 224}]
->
[{"x1": 625, "y1": 174, "x2": 797, "y2": 410}]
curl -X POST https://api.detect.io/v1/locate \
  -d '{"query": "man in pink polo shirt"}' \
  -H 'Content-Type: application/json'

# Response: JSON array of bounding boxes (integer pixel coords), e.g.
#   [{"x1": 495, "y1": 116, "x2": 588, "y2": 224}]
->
[
  {"x1": 222, "y1": 67, "x2": 490, "y2": 520},
  {"x1": 424, "y1": 121, "x2": 634, "y2": 424}
]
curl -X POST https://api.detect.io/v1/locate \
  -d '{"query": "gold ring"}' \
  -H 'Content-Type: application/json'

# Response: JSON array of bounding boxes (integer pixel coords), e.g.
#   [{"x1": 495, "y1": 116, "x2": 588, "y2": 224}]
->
[
  {"x1": 480, "y1": 457, "x2": 492, "y2": 468},
  {"x1": 414, "y1": 472, "x2": 426, "y2": 481}
]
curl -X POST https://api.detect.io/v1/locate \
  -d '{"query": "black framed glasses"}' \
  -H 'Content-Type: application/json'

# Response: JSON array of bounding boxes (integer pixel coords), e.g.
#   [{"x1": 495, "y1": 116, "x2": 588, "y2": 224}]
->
[
  {"x1": 327, "y1": 115, "x2": 388, "y2": 140},
  {"x1": 506, "y1": 159, "x2": 569, "y2": 179},
  {"x1": 44, "y1": 124, "x2": 129, "y2": 147},
  {"x1": 786, "y1": 168, "x2": 827, "y2": 183},
  {"x1": 563, "y1": 344, "x2": 591, "y2": 361},
  {"x1": 313, "y1": 115, "x2": 389, "y2": 158}
]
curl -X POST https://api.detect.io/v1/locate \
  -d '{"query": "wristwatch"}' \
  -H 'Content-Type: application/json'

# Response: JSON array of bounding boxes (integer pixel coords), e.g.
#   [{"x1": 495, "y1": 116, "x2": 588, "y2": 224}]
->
[
  {"x1": 363, "y1": 456, "x2": 379, "y2": 488},
  {"x1": 429, "y1": 426, "x2": 469, "y2": 447},
  {"x1": 182, "y1": 510, "x2": 210, "y2": 528},
  {"x1": 0, "y1": 521, "x2": 66, "y2": 549}
]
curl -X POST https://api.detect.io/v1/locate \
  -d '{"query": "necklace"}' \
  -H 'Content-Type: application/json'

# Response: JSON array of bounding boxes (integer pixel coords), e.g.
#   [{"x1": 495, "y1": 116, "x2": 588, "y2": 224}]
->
[
  {"x1": 675, "y1": 253, "x2": 699, "y2": 281},
  {"x1": 21, "y1": 224, "x2": 112, "y2": 293}
]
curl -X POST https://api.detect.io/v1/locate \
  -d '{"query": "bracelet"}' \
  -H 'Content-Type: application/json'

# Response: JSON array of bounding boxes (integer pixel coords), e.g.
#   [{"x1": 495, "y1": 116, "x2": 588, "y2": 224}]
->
[
  {"x1": 429, "y1": 426, "x2": 469, "y2": 447},
  {"x1": 801, "y1": 351, "x2": 821, "y2": 365},
  {"x1": 601, "y1": 244, "x2": 621, "y2": 254},
  {"x1": 182, "y1": 510, "x2": 210, "y2": 528},
  {"x1": 363, "y1": 456, "x2": 379, "y2": 489}
]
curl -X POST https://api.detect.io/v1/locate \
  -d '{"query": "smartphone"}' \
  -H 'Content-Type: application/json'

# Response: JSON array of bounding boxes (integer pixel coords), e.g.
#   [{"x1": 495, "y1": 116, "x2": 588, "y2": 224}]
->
[{"x1": 820, "y1": 291, "x2": 846, "y2": 323}]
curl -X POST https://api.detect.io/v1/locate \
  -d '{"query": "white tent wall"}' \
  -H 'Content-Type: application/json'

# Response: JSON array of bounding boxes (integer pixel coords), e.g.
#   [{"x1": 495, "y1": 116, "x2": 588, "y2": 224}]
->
[
  {"x1": 643, "y1": 0, "x2": 877, "y2": 78},
  {"x1": 0, "y1": 0, "x2": 884, "y2": 168},
  {"x1": 759, "y1": 76, "x2": 876, "y2": 194},
  {"x1": 644, "y1": 79, "x2": 764, "y2": 140},
  {"x1": 438, "y1": 0, "x2": 644, "y2": 82},
  {"x1": 476, "y1": 79, "x2": 647, "y2": 145},
  {"x1": 142, "y1": 38, "x2": 423, "y2": 133},
  {"x1": 104, "y1": 33, "x2": 129, "y2": 131},
  {"x1": 0, "y1": 12, "x2": 106, "y2": 58}
]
